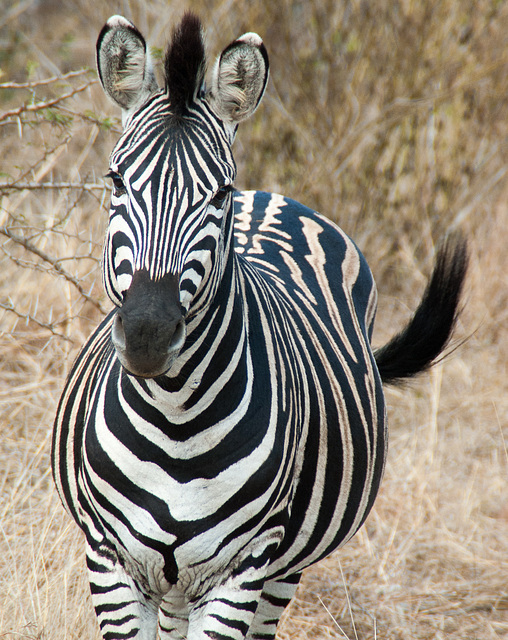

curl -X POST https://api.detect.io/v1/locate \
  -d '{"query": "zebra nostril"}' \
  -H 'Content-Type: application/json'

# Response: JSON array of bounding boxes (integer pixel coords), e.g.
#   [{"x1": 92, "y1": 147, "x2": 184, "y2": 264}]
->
[
  {"x1": 169, "y1": 319, "x2": 186, "y2": 351},
  {"x1": 112, "y1": 313, "x2": 126, "y2": 351}
]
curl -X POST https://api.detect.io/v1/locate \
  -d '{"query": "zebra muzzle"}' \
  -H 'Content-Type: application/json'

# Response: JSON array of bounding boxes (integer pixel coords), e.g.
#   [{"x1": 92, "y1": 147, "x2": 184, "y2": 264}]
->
[{"x1": 111, "y1": 270, "x2": 186, "y2": 378}]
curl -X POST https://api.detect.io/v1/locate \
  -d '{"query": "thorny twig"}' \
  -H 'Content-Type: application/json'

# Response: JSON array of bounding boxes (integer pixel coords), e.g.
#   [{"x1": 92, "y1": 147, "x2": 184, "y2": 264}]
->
[
  {"x1": 0, "y1": 68, "x2": 94, "y2": 90},
  {"x1": 0, "y1": 301, "x2": 73, "y2": 342},
  {"x1": 0, "y1": 225, "x2": 106, "y2": 314},
  {"x1": 0, "y1": 181, "x2": 111, "y2": 192},
  {"x1": 0, "y1": 69, "x2": 109, "y2": 340},
  {"x1": 0, "y1": 80, "x2": 97, "y2": 124}
]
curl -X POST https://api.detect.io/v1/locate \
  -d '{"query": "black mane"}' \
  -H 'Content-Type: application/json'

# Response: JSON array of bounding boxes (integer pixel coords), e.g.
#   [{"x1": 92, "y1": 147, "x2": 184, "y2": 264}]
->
[{"x1": 164, "y1": 12, "x2": 206, "y2": 115}]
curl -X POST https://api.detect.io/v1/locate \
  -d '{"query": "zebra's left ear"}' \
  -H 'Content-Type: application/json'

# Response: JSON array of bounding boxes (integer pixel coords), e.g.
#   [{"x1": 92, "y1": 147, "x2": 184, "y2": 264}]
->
[
  {"x1": 97, "y1": 16, "x2": 159, "y2": 124},
  {"x1": 207, "y1": 33, "x2": 269, "y2": 125}
]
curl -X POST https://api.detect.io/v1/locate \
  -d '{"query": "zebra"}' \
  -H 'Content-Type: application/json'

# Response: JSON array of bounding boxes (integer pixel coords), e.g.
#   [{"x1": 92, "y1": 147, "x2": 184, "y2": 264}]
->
[{"x1": 52, "y1": 13, "x2": 467, "y2": 640}]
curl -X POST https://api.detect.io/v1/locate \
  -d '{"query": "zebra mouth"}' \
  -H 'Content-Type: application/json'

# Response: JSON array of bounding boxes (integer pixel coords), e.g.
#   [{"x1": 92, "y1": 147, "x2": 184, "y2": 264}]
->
[
  {"x1": 111, "y1": 312, "x2": 186, "y2": 379},
  {"x1": 109, "y1": 269, "x2": 186, "y2": 378}
]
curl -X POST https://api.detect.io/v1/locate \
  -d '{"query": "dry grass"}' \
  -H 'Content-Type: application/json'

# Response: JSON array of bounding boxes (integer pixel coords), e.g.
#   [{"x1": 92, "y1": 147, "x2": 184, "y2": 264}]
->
[{"x1": 1, "y1": 0, "x2": 507, "y2": 638}]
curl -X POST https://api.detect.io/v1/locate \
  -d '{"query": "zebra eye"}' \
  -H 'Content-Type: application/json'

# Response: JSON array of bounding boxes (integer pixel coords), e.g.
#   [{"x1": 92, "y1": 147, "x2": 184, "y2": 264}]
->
[
  {"x1": 106, "y1": 170, "x2": 127, "y2": 197},
  {"x1": 210, "y1": 186, "x2": 232, "y2": 209}
]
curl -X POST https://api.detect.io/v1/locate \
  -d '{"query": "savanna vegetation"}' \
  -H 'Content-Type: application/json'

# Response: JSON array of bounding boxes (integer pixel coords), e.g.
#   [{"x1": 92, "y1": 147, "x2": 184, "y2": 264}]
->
[{"x1": 1, "y1": 0, "x2": 507, "y2": 637}]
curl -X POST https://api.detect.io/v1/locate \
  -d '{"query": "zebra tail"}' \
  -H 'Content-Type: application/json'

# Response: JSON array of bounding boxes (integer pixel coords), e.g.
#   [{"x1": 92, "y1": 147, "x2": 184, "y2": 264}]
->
[{"x1": 374, "y1": 232, "x2": 468, "y2": 386}]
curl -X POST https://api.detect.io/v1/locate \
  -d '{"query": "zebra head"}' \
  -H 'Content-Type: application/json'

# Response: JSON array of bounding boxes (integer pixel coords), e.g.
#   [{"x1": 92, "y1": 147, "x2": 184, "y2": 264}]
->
[{"x1": 96, "y1": 13, "x2": 269, "y2": 378}]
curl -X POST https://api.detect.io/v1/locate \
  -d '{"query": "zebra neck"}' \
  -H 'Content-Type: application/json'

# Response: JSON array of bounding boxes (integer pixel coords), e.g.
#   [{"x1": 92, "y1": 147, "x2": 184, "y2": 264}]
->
[{"x1": 183, "y1": 199, "x2": 236, "y2": 322}]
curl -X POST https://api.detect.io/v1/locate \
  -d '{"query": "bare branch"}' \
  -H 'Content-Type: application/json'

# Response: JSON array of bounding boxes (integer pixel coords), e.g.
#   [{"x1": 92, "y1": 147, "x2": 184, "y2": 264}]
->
[
  {"x1": 0, "y1": 69, "x2": 94, "y2": 90},
  {"x1": 0, "y1": 80, "x2": 98, "y2": 124},
  {"x1": 0, "y1": 181, "x2": 111, "y2": 192},
  {"x1": 0, "y1": 225, "x2": 106, "y2": 314},
  {"x1": 0, "y1": 301, "x2": 74, "y2": 342}
]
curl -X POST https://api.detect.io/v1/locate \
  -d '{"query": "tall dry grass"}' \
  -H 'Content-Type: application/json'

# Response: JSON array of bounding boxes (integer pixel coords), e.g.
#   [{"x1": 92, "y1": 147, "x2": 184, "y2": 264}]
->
[{"x1": 1, "y1": 0, "x2": 507, "y2": 638}]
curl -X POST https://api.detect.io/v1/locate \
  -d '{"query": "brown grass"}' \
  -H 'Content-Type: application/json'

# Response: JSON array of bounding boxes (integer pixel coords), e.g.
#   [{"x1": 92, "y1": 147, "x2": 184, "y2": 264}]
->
[{"x1": 1, "y1": 0, "x2": 507, "y2": 638}]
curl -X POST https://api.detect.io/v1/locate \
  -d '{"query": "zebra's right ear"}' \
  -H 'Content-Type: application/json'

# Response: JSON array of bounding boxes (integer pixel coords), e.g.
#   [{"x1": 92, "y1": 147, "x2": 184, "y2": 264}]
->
[{"x1": 96, "y1": 16, "x2": 158, "y2": 123}]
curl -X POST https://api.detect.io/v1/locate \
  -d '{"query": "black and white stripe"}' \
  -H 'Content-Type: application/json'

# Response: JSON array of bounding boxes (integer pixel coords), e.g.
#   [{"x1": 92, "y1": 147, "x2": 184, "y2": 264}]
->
[{"x1": 52, "y1": 13, "x2": 467, "y2": 640}]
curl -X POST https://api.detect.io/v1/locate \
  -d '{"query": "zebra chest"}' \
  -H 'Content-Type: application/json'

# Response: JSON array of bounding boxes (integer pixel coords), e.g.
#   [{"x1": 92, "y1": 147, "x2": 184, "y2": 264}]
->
[{"x1": 81, "y1": 392, "x2": 298, "y2": 589}]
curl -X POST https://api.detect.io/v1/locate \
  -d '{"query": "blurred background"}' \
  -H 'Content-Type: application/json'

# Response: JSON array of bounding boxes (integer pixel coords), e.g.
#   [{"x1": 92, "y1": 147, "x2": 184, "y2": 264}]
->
[{"x1": 1, "y1": 0, "x2": 507, "y2": 637}]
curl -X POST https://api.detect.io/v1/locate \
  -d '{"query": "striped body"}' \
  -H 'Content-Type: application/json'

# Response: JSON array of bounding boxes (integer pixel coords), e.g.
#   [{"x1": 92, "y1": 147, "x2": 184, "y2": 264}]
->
[
  {"x1": 53, "y1": 191, "x2": 386, "y2": 637},
  {"x1": 52, "y1": 14, "x2": 467, "y2": 640}
]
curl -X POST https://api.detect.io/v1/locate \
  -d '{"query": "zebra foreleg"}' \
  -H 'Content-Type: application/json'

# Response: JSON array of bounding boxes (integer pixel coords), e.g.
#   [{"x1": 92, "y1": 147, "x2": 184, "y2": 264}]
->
[
  {"x1": 185, "y1": 562, "x2": 271, "y2": 640},
  {"x1": 158, "y1": 586, "x2": 190, "y2": 639},
  {"x1": 86, "y1": 543, "x2": 159, "y2": 640},
  {"x1": 246, "y1": 573, "x2": 302, "y2": 640}
]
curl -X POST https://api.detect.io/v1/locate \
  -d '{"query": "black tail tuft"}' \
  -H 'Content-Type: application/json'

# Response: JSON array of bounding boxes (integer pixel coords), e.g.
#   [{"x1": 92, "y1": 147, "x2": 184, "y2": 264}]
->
[{"x1": 374, "y1": 233, "x2": 468, "y2": 386}]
